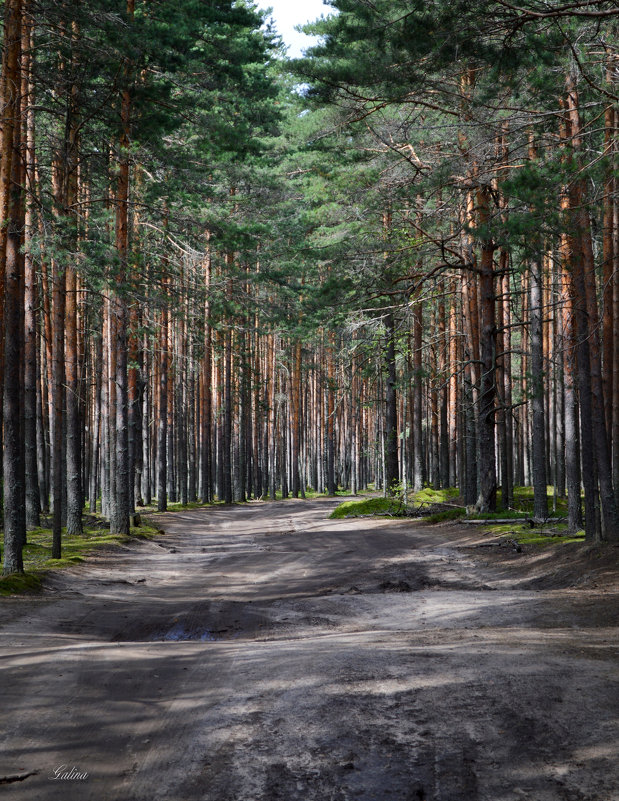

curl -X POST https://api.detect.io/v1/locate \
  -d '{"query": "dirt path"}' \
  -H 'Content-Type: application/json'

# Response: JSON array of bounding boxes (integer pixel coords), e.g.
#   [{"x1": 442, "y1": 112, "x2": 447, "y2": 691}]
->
[{"x1": 1, "y1": 498, "x2": 618, "y2": 801}]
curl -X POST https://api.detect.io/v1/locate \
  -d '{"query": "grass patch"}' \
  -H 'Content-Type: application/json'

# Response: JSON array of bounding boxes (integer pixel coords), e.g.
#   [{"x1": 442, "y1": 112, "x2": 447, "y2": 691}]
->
[
  {"x1": 329, "y1": 486, "x2": 463, "y2": 520},
  {"x1": 413, "y1": 486, "x2": 460, "y2": 505},
  {"x1": 467, "y1": 486, "x2": 581, "y2": 547},
  {"x1": 470, "y1": 509, "x2": 532, "y2": 521},
  {"x1": 0, "y1": 518, "x2": 162, "y2": 596},
  {"x1": 248, "y1": 488, "x2": 350, "y2": 502},
  {"x1": 425, "y1": 507, "x2": 467, "y2": 524},
  {"x1": 302, "y1": 488, "x2": 350, "y2": 499},
  {"x1": 142, "y1": 489, "x2": 352, "y2": 509},
  {"x1": 469, "y1": 485, "x2": 578, "y2": 546},
  {"x1": 0, "y1": 571, "x2": 44, "y2": 596},
  {"x1": 329, "y1": 497, "x2": 405, "y2": 519},
  {"x1": 164, "y1": 501, "x2": 210, "y2": 512},
  {"x1": 140, "y1": 499, "x2": 222, "y2": 514},
  {"x1": 482, "y1": 520, "x2": 586, "y2": 547},
  {"x1": 328, "y1": 482, "x2": 577, "y2": 532},
  {"x1": 495, "y1": 485, "x2": 570, "y2": 517}
]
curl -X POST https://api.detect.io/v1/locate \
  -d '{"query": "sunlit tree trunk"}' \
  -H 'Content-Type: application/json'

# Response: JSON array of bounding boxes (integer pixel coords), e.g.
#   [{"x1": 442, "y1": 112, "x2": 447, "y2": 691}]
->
[
  {"x1": 326, "y1": 333, "x2": 336, "y2": 495},
  {"x1": 23, "y1": 12, "x2": 40, "y2": 529},
  {"x1": 529, "y1": 248, "x2": 549, "y2": 519}
]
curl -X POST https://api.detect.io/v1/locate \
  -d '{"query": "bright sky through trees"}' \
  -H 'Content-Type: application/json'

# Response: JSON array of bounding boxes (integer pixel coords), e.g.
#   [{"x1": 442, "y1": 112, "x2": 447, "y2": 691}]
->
[{"x1": 256, "y1": 0, "x2": 327, "y2": 57}]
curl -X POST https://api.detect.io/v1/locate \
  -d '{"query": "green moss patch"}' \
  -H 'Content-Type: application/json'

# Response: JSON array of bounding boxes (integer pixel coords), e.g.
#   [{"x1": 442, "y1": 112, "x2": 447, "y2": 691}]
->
[
  {"x1": 470, "y1": 509, "x2": 532, "y2": 521},
  {"x1": 425, "y1": 507, "x2": 467, "y2": 524},
  {"x1": 1, "y1": 519, "x2": 162, "y2": 595},
  {"x1": 141, "y1": 499, "x2": 222, "y2": 513},
  {"x1": 329, "y1": 497, "x2": 405, "y2": 519},
  {"x1": 413, "y1": 487, "x2": 460, "y2": 505},
  {"x1": 495, "y1": 485, "x2": 570, "y2": 517},
  {"x1": 0, "y1": 571, "x2": 44, "y2": 596},
  {"x1": 329, "y1": 487, "x2": 464, "y2": 521},
  {"x1": 20, "y1": 528, "x2": 130, "y2": 573},
  {"x1": 163, "y1": 501, "x2": 212, "y2": 511},
  {"x1": 482, "y1": 520, "x2": 585, "y2": 547}
]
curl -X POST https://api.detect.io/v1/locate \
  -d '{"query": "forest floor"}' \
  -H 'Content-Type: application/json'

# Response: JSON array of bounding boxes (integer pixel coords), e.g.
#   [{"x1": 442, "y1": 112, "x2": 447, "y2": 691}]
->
[{"x1": 0, "y1": 497, "x2": 618, "y2": 801}]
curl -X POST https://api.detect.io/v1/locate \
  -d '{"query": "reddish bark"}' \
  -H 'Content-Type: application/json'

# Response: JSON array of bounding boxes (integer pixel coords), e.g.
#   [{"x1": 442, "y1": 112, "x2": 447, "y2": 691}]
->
[{"x1": 475, "y1": 184, "x2": 497, "y2": 513}]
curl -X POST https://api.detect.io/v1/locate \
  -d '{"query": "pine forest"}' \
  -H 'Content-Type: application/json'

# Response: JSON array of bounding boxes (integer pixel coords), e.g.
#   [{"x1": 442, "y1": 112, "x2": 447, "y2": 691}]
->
[
  {"x1": 2, "y1": 2, "x2": 619, "y2": 799},
  {"x1": 3, "y1": 0, "x2": 619, "y2": 571}
]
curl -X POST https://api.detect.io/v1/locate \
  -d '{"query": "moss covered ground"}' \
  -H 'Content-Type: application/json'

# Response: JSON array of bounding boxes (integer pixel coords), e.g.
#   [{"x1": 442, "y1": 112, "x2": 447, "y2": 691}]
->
[
  {"x1": 330, "y1": 487, "x2": 460, "y2": 520},
  {"x1": 329, "y1": 496, "x2": 405, "y2": 519},
  {"x1": 481, "y1": 520, "x2": 585, "y2": 547},
  {"x1": 478, "y1": 486, "x2": 583, "y2": 546},
  {"x1": 0, "y1": 517, "x2": 161, "y2": 596},
  {"x1": 329, "y1": 484, "x2": 584, "y2": 549}
]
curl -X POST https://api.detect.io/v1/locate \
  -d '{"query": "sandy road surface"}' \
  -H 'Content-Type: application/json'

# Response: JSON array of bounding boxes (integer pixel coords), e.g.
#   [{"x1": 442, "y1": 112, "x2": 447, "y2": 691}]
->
[{"x1": 1, "y1": 498, "x2": 618, "y2": 801}]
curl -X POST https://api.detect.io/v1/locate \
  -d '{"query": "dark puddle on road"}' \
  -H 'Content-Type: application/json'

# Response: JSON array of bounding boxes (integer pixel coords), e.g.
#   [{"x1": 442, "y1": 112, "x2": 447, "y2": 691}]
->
[{"x1": 147, "y1": 622, "x2": 240, "y2": 642}]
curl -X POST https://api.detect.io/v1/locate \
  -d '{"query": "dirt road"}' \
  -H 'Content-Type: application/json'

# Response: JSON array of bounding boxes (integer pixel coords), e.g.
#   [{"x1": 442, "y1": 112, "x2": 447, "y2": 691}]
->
[{"x1": 1, "y1": 498, "x2": 618, "y2": 800}]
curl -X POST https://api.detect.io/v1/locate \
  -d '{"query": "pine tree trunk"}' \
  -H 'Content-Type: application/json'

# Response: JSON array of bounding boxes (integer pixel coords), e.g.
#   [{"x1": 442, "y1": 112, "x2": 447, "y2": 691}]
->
[
  {"x1": 65, "y1": 263, "x2": 83, "y2": 535},
  {"x1": 503, "y1": 269, "x2": 514, "y2": 509},
  {"x1": 112, "y1": 296, "x2": 130, "y2": 534},
  {"x1": 223, "y1": 328, "x2": 233, "y2": 503},
  {"x1": 412, "y1": 294, "x2": 424, "y2": 492},
  {"x1": 567, "y1": 73, "x2": 618, "y2": 541},
  {"x1": 157, "y1": 297, "x2": 168, "y2": 511},
  {"x1": 496, "y1": 252, "x2": 510, "y2": 510},
  {"x1": 462, "y1": 271, "x2": 478, "y2": 505},
  {"x1": 200, "y1": 243, "x2": 213, "y2": 502},
  {"x1": 430, "y1": 303, "x2": 440, "y2": 488},
  {"x1": 448, "y1": 281, "x2": 459, "y2": 487},
  {"x1": 384, "y1": 312, "x2": 399, "y2": 492},
  {"x1": 0, "y1": 0, "x2": 20, "y2": 518},
  {"x1": 23, "y1": 14, "x2": 40, "y2": 529},
  {"x1": 109, "y1": 43, "x2": 132, "y2": 535},
  {"x1": 438, "y1": 287, "x2": 449, "y2": 488},
  {"x1": 2, "y1": 0, "x2": 25, "y2": 572},
  {"x1": 613, "y1": 104, "x2": 619, "y2": 508},
  {"x1": 602, "y1": 73, "x2": 614, "y2": 449},
  {"x1": 291, "y1": 342, "x2": 302, "y2": 497},
  {"x1": 550, "y1": 253, "x2": 564, "y2": 501},
  {"x1": 89, "y1": 334, "x2": 102, "y2": 513},
  {"x1": 100, "y1": 296, "x2": 111, "y2": 517},
  {"x1": 529, "y1": 258, "x2": 549, "y2": 518},
  {"x1": 475, "y1": 185, "x2": 497, "y2": 513},
  {"x1": 167, "y1": 335, "x2": 177, "y2": 503},
  {"x1": 560, "y1": 249, "x2": 583, "y2": 532},
  {"x1": 326, "y1": 334, "x2": 336, "y2": 495},
  {"x1": 580, "y1": 208, "x2": 619, "y2": 540},
  {"x1": 51, "y1": 259, "x2": 65, "y2": 557},
  {"x1": 128, "y1": 304, "x2": 141, "y2": 510},
  {"x1": 63, "y1": 20, "x2": 83, "y2": 537}
]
